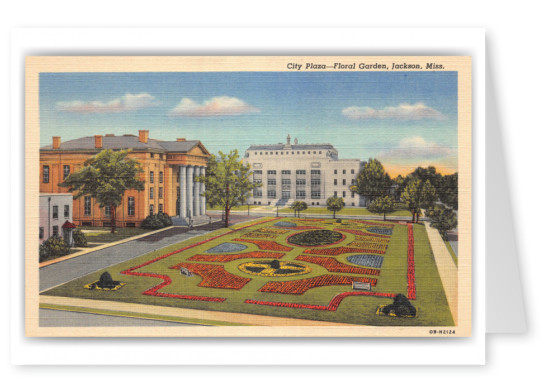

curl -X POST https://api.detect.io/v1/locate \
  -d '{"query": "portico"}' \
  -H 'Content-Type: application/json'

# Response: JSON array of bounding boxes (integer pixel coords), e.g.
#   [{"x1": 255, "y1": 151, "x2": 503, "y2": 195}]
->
[{"x1": 178, "y1": 165, "x2": 207, "y2": 219}]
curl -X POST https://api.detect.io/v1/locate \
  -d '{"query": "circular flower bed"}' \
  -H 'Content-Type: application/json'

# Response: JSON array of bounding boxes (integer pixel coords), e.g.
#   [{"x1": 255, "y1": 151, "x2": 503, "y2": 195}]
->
[
  {"x1": 238, "y1": 260, "x2": 311, "y2": 277},
  {"x1": 287, "y1": 229, "x2": 344, "y2": 247},
  {"x1": 206, "y1": 242, "x2": 248, "y2": 253}
]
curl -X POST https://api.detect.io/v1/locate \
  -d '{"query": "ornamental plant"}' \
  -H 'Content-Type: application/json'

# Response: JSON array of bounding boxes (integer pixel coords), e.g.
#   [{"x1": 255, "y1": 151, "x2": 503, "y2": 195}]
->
[{"x1": 72, "y1": 228, "x2": 87, "y2": 247}]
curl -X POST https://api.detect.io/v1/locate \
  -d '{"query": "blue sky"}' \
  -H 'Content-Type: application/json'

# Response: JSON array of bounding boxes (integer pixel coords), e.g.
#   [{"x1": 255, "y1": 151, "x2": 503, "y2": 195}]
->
[{"x1": 40, "y1": 71, "x2": 458, "y2": 176}]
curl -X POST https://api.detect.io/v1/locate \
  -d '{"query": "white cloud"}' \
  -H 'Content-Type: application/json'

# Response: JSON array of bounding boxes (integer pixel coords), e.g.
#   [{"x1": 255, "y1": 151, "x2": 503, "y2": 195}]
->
[
  {"x1": 169, "y1": 96, "x2": 260, "y2": 117},
  {"x1": 377, "y1": 137, "x2": 455, "y2": 160},
  {"x1": 56, "y1": 93, "x2": 158, "y2": 113},
  {"x1": 342, "y1": 102, "x2": 445, "y2": 120}
]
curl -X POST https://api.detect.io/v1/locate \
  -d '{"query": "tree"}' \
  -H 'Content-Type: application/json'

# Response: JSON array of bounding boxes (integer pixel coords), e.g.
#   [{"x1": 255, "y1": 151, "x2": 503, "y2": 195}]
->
[
  {"x1": 326, "y1": 196, "x2": 344, "y2": 218},
  {"x1": 392, "y1": 175, "x2": 406, "y2": 201},
  {"x1": 290, "y1": 201, "x2": 308, "y2": 217},
  {"x1": 367, "y1": 196, "x2": 395, "y2": 221},
  {"x1": 426, "y1": 204, "x2": 457, "y2": 240},
  {"x1": 351, "y1": 158, "x2": 392, "y2": 204},
  {"x1": 60, "y1": 149, "x2": 145, "y2": 233},
  {"x1": 439, "y1": 173, "x2": 458, "y2": 210},
  {"x1": 197, "y1": 150, "x2": 260, "y2": 228},
  {"x1": 401, "y1": 179, "x2": 437, "y2": 222}
]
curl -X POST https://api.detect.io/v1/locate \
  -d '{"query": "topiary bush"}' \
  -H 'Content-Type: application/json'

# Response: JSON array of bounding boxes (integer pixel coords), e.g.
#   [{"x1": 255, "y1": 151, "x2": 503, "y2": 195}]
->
[
  {"x1": 141, "y1": 213, "x2": 172, "y2": 229},
  {"x1": 72, "y1": 228, "x2": 87, "y2": 247},
  {"x1": 381, "y1": 293, "x2": 417, "y2": 317},
  {"x1": 39, "y1": 236, "x2": 70, "y2": 262}
]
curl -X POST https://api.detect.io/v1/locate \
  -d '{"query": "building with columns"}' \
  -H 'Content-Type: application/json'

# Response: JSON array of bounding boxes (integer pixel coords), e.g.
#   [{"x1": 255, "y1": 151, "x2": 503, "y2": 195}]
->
[
  {"x1": 39, "y1": 130, "x2": 210, "y2": 227},
  {"x1": 243, "y1": 135, "x2": 367, "y2": 207}
]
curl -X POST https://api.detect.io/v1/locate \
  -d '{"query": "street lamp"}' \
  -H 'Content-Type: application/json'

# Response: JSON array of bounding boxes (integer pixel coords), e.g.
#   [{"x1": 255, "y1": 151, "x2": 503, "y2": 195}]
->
[
  {"x1": 247, "y1": 202, "x2": 250, "y2": 216},
  {"x1": 276, "y1": 206, "x2": 279, "y2": 217}
]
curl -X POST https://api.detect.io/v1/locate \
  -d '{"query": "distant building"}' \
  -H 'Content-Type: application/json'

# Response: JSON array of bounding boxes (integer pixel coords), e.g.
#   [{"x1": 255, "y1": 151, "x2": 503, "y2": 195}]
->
[
  {"x1": 243, "y1": 135, "x2": 366, "y2": 207},
  {"x1": 39, "y1": 193, "x2": 74, "y2": 245},
  {"x1": 39, "y1": 130, "x2": 210, "y2": 227}
]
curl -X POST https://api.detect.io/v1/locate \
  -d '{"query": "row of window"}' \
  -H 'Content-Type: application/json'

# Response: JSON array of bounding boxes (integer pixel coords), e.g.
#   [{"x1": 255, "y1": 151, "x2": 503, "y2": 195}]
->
[
  {"x1": 149, "y1": 187, "x2": 164, "y2": 199},
  {"x1": 42, "y1": 165, "x2": 72, "y2": 183},
  {"x1": 253, "y1": 150, "x2": 325, "y2": 156},
  {"x1": 51, "y1": 204, "x2": 70, "y2": 219},
  {"x1": 150, "y1": 171, "x2": 164, "y2": 184},
  {"x1": 254, "y1": 190, "x2": 322, "y2": 199},
  {"x1": 149, "y1": 204, "x2": 163, "y2": 215},
  {"x1": 83, "y1": 196, "x2": 136, "y2": 216},
  {"x1": 253, "y1": 169, "x2": 353, "y2": 176}
]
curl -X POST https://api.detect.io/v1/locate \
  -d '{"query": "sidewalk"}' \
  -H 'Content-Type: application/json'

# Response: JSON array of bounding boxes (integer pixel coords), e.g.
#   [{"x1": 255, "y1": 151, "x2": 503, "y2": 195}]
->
[{"x1": 423, "y1": 221, "x2": 458, "y2": 325}]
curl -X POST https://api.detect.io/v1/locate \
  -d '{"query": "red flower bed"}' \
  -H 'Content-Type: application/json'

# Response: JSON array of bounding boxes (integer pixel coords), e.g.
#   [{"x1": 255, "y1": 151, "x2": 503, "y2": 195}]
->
[
  {"x1": 407, "y1": 223, "x2": 416, "y2": 300},
  {"x1": 187, "y1": 251, "x2": 285, "y2": 263},
  {"x1": 258, "y1": 274, "x2": 377, "y2": 295},
  {"x1": 245, "y1": 291, "x2": 396, "y2": 311},
  {"x1": 233, "y1": 238, "x2": 292, "y2": 251},
  {"x1": 295, "y1": 255, "x2": 379, "y2": 276},
  {"x1": 348, "y1": 241, "x2": 388, "y2": 252},
  {"x1": 169, "y1": 263, "x2": 251, "y2": 289},
  {"x1": 304, "y1": 246, "x2": 385, "y2": 255},
  {"x1": 119, "y1": 217, "x2": 280, "y2": 302}
]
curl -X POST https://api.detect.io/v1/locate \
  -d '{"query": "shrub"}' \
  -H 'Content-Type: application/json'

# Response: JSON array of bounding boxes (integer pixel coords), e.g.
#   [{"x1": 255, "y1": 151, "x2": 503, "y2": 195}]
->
[
  {"x1": 381, "y1": 293, "x2": 416, "y2": 317},
  {"x1": 39, "y1": 236, "x2": 70, "y2": 262},
  {"x1": 141, "y1": 213, "x2": 172, "y2": 229},
  {"x1": 72, "y1": 228, "x2": 87, "y2": 247}
]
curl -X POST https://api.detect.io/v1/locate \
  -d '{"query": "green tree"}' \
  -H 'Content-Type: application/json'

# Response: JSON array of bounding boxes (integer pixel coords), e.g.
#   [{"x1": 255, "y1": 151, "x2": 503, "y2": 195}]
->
[
  {"x1": 351, "y1": 158, "x2": 392, "y2": 204},
  {"x1": 60, "y1": 149, "x2": 145, "y2": 233},
  {"x1": 197, "y1": 150, "x2": 261, "y2": 227},
  {"x1": 401, "y1": 179, "x2": 437, "y2": 222},
  {"x1": 326, "y1": 196, "x2": 345, "y2": 218},
  {"x1": 439, "y1": 173, "x2": 458, "y2": 210},
  {"x1": 290, "y1": 200, "x2": 308, "y2": 217},
  {"x1": 392, "y1": 175, "x2": 406, "y2": 201},
  {"x1": 426, "y1": 204, "x2": 458, "y2": 240},
  {"x1": 367, "y1": 196, "x2": 395, "y2": 221}
]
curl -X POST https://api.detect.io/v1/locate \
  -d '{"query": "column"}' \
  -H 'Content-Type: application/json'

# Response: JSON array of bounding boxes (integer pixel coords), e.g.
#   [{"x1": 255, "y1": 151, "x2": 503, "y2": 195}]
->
[
  {"x1": 193, "y1": 166, "x2": 200, "y2": 216},
  {"x1": 200, "y1": 166, "x2": 206, "y2": 215},
  {"x1": 186, "y1": 165, "x2": 193, "y2": 218},
  {"x1": 179, "y1": 165, "x2": 187, "y2": 219}
]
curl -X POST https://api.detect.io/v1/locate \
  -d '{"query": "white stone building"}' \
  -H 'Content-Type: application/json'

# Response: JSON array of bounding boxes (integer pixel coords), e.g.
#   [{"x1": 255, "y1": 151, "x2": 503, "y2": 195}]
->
[
  {"x1": 39, "y1": 193, "x2": 75, "y2": 245},
  {"x1": 243, "y1": 136, "x2": 366, "y2": 207}
]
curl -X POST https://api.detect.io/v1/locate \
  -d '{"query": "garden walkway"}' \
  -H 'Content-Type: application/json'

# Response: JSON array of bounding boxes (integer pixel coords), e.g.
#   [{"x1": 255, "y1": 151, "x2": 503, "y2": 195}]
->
[{"x1": 423, "y1": 222, "x2": 458, "y2": 325}]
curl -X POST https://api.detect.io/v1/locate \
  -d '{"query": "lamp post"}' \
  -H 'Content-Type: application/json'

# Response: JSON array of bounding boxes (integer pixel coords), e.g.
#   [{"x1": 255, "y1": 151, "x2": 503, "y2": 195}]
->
[
  {"x1": 247, "y1": 202, "x2": 250, "y2": 216},
  {"x1": 276, "y1": 206, "x2": 279, "y2": 217}
]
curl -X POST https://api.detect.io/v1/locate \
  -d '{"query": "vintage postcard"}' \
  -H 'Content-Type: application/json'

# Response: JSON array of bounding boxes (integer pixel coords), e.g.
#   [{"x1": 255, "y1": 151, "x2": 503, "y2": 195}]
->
[{"x1": 25, "y1": 56, "x2": 471, "y2": 337}]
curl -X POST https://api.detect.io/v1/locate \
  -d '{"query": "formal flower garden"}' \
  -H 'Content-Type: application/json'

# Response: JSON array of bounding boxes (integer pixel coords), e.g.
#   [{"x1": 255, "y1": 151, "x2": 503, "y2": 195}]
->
[{"x1": 41, "y1": 216, "x2": 454, "y2": 326}]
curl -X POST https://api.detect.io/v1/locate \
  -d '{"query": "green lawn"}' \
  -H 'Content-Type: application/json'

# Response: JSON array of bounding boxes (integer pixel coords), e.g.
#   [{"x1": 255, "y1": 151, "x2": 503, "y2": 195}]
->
[
  {"x1": 80, "y1": 227, "x2": 154, "y2": 243},
  {"x1": 207, "y1": 205, "x2": 251, "y2": 211},
  {"x1": 43, "y1": 217, "x2": 453, "y2": 327}
]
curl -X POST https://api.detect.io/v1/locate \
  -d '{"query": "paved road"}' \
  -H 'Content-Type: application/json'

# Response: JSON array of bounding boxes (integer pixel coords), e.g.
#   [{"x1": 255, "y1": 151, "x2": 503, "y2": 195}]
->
[
  {"x1": 39, "y1": 308, "x2": 200, "y2": 327},
  {"x1": 40, "y1": 228, "x2": 215, "y2": 292}
]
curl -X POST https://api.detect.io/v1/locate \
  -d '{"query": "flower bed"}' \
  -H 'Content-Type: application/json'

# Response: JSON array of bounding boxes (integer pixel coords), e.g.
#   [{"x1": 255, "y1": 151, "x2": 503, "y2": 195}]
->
[
  {"x1": 349, "y1": 220, "x2": 395, "y2": 228},
  {"x1": 295, "y1": 255, "x2": 380, "y2": 276},
  {"x1": 304, "y1": 246, "x2": 385, "y2": 255},
  {"x1": 274, "y1": 221, "x2": 297, "y2": 227},
  {"x1": 407, "y1": 223, "x2": 416, "y2": 300},
  {"x1": 233, "y1": 238, "x2": 292, "y2": 251},
  {"x1": 348, "y1": 241, "x2": 388, "y2": 252},
  {"x1": 205, "y1": 242, "x2": 248, "y2": 253},
  {"x1": 258, "y1": 274, "x2": 377, "y2": 295},
  {"x1": 347, "y1": 254, "x2": 384, "y2": 268},
  {"x1": 286, "y1": 229, "x2": 345, "y2": 247},
  {"x1": 245, "y1": 291, "x2": 396, "y2": 311},
  {"x1": 187, "y1": 251, "x2": 286, "y2": 263},
  {"x1": 336, "y1": 228, "x2": 390, "y2": 239},
  {"x1": 256, "y1": 227, "x2": 289, "y2": 235},
  {"x1": 352, "y1": 235, "x2": 390, "y2": 244},
  {"x1": 238, "y1": 260, "x2": 311, "y2": 277},
  {"x1": 169, "y1": 263, "x2": 251, "y2": 289},
  {"x1": 367, "y1": 227, "x2": 393, "y2": 235},
  {"x1": 243, "y1": 232, "x2": 279, "y2": 239}
]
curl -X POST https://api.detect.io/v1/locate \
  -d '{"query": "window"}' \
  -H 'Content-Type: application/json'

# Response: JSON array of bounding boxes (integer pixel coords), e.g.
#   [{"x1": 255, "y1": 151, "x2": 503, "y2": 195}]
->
[
  {"x1": 268, "y1": 179, "x2": 277, "y2": 186},
  {"x1": 149, "y1": 205, "x2": 154, "y2": 216},
  {"x1": 311, "y1": 179, "x2": 321, "y2": 185},
  {"x1": 334, "y1": 191, "x2": 338, "y2": 197},
  {"x1": 351, "y1": 192, "x2": 355, "y2": 198},
  {"x1": 334, "y1": 169, "x2": 337, "y2": 174},
  {"x1": 275, "y1": 152, "x2": 278, "y2": 155},
  {"x1": 343, "y1": 179, "x2": 346, "y2": 185},
  {"x1": 308, "y1": 151, "x2": 311, "y2": 154},
  {"x1": 334, "y1": 179, "x2": 337, "y2": 185},
  {"x1": 267, "y1": 190, "x2": 277, "y2": 198},
  {"x1": 351, "y1": 169, "x2": 355, "y2": 174},
  {"x1": 159, "y1": 171, "x2": 163, "y2": 184},
  {"x1": 253, "y1": 179, "x2": 262, "y2": 184},
  {"x1": 282, "y1": 179, "x2": 291, "y2": 185},
  {"x1": 159, "y1": 204, "x2": 163, "y2": 213},
  {"x1": 255, "y1": 152, "x2": 257, "y2": 155},
  {"x1": 39, "y1": 227, "x2": 44, "y2": 239},
  {"x1": 150, "y1": 187, "x2": 154, "y2": 199},
  {"x1": 311, "y1": 191, "x2": 321, "y2": 199},
  {"x1": 296, "y1": 170, "x2": 306, "y2": 175},
  {"x1": 43, "y1": 166, "x2": 49, "y2": 183},
  {"x1": 253, "y1": 170, "x2": 263, "y2": 175},
  {"x1": 260, "y1": 152, "x2": 263, "y2": 155},
  {"x1": 53, "y1": 225, "x2": 59, "y2": 237},
  {"x1": 159, "y1": 187, "x2": 163, "y2": 199},
  {"x1": 343, "y1": 170, "x2": 346, "y2": 174},
  {"x1": 267, "y1": 170, "x2": 276, "y2": 175},
  {"x1": 296, "y1": 179, "x2": 306, "y2": 185},
  {"x1": 150, "y1": 171, "x2": 154, "y2": 184},
  {"x1": 281, "y1": 170, "x2": 291, "y2": 175},
  {"x1": 128, "y1": 197, "x2": 135, "y2": 216},
  {"x1": 352, "y1": 179, "x2": 357, "y2": 185},
  {"x1": 311, "y1": 170, "x2": 321, "y2": 175},
  {"x1": 105, "y1": 205, "x2": 111, "y2": 216},
  {"x1": 52, "y1": 205, "x2": 58, "y2": 219},
  {"x1": 253, "y1": 189, "x2": 262, "y2": 198},
  {"x1": 296, "y1": 190, "x2": 306, "y2": 199},
  {"x1": 352, "y1": 202, "x2": 355, "y2": 206},
  {"x1": 64, "y1": 205, "x2": 69, "y2": 218},
  {"x1": 343, "y1": 191, "x2": 347, "y2": 197},
  {"x1": 63, "y1": 165, "x2": 70, "y2": 180},
  {"x1": 270, "y1": 152, "x2": 273, "y2": 155},
  {"x1": 84, "y1": 196, "x2": 91, "y2": 216},
  {"x1": 150, "y1": 153, "x2": 155, "y2": 158}
]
